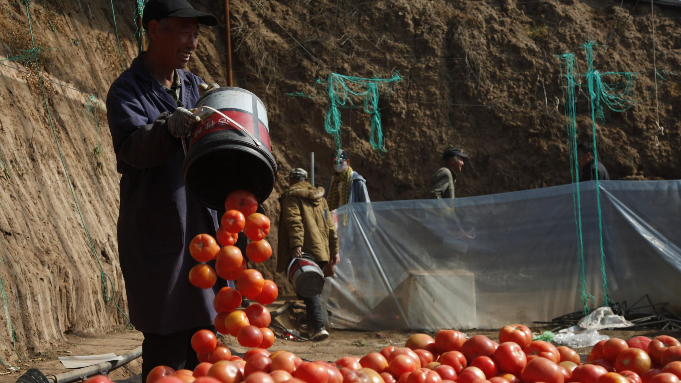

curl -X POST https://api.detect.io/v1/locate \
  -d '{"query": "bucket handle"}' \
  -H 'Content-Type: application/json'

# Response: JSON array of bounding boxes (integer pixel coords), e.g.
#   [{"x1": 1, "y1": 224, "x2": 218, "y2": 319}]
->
[{"x1": 200, "y1": 106, "x2": 262, "y2": 147}]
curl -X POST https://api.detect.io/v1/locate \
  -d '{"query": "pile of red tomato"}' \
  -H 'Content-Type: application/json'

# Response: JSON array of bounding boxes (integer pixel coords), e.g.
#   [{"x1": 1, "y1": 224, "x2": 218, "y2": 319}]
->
[
  {"x1": 82, "y1": 324, "x2": 681, "y2": 383},
  {"x1": 188, "y1": 190, "x2": 279, "y2": 349}
]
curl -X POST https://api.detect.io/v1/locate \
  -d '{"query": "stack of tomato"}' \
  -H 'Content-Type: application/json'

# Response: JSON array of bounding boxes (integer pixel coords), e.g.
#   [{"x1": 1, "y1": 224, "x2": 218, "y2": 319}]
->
[
  {"x1": 83, "y1": 325, "x2": 681, "y2": 383},
  {"x1": 187, "y1": 190, "x2": 279, "y2": 349}
]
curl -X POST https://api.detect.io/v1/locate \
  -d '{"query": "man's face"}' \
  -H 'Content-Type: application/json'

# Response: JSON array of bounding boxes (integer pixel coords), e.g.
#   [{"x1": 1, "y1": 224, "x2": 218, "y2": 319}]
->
[
  {"x1": 448, "y1": 156, "x2": 465, "y2": 173},
  {"x1": 333, "y1": 158, "x2": 349, "y2": 173},
  {"x1": 155, "y1": 17, "x2": 200, "y2": 69},
  {"x1": 577, "y1": 150, "x2": 592, "y2": 168}
]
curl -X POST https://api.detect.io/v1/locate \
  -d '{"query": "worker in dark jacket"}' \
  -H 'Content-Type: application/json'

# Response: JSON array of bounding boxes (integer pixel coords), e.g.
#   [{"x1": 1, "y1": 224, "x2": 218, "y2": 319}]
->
[
  {"x1": 578, "y1": 142, "x2": 610, "y2": 182},
  {"x1": 427, "y1": 147, "x2": 468, "y2": 199},
  {"x1": 106, "y1": 0, "x2": 221, "y2": 380},
  {"x1": 277, "y1": 168, "x2": 339, "y2": 341}
]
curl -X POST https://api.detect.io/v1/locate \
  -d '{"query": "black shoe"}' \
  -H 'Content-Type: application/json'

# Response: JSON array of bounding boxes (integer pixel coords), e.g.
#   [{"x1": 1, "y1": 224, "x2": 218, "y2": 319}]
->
[
  {"x1": 241, "y1": 297, "x2": 251, "y2": 308},
  {"x1": 311, "y1": 328, "x2": 329, "y2": 341}
]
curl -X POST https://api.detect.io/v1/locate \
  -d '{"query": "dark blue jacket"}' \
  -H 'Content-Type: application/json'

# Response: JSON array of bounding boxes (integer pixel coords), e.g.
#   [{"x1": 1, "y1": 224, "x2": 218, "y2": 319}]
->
[{"x1": 106, "y1": 58, "x2": 221, "y2": 335}]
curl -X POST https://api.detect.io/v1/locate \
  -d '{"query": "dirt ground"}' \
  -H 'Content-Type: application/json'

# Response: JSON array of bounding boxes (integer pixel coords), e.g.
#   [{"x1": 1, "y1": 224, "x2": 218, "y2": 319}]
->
[{"x1": 0, "y1": 298, "x2": 678, "y2": 383}]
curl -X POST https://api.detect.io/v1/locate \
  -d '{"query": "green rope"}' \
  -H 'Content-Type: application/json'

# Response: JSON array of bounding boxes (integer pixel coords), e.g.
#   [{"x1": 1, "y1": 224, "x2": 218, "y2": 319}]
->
[
  {"x1": 86, "y1": 95, "x2": 102, "y2": 148},
  {"x1": 134, "y1": 0, "x2": 146, "y2": 54},
  {"x1": 22, "y1": 0, "x2": 133, "y2": 330},
  {"x1": 109, "y1": 0, "x2": 125, "y2": 71},
  {"x1": 0, "y1": 47, "x2": 55, "y2": 66},
  {"x1": 558, "y1": 52, "x2": 594, "y2": 314}
]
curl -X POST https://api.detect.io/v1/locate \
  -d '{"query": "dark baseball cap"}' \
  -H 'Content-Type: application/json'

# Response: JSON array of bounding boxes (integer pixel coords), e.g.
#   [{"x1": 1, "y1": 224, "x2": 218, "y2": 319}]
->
[
  {"x1": 333, "y1": 149, "x2": 350, "y2": 161},
  {"x1": 142, "y1": 0, "x2": 219, "y2": 29},
  {"x1": 443, "y1": 148, "x2": 468, "y2": 160}
]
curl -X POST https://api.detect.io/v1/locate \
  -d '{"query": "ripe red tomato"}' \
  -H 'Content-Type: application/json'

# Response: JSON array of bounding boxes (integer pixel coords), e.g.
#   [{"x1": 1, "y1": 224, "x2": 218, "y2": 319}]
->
[
  {"x1": 216, "y1": 227, "x2": 238, "y2": 247},
  {"x1": 216, "y1": 246, "x2": 244, "y2": 276},
  {"x1": 381, "y1": 347, "x2": 398, "y2": 360},
  {"x1": 225, "y1": 311, "x2": 250, "y2": 337},
  {"x1": 493, "y1": 342, "x2": 527, "y2": 376},
  {"x1": 245, "y1": 354, "x2": 273, "y2": 375},
  {"x1": 272, "y1": 352, "x2": 299, "y2": 373},
  {"x1": 499, "y1": 374, "x2": 519, "y2": 383},
  {"x1": 293, "y1": 362, "x2": 330, "y2": 383},
  {"x1": 198, "y1": 353, "x2": 211, "y2": 363},
  {"x1": 148, "y1": 366, "x2": 177, "y2": 383},
  {"x1": 559, "y1": 361, "x2": 578, "y2": 376},
  {"x1": 662, "y1": 362, "x2": 681, "y2": 380},
  {"x1": 522, "y1": 357, "x2": 564, "y2": 383},
  {"x1": 434, "y1": 331, "x2": 466, "y2": 354},
  {"x1": 214, "y1": 296, "x2": 230, "y2": 314},
  {"x1": 360, "y1": 352, "x2": 389, "y2": 373},
  {"x1": 598, "y1": 373, "x2": 630, "y2": 383},
  {"x1": 156, "y1": 377, "x2": 185, "y2": 383},
  {"x1": 649, "y1": 373, "x2": 680, "y2": 383},
  {"x1": 489, "y1": 378, "x2": 509, "y2": 383},
  {"x1": 315, "y1": 361, "x2": 343, "y2": 383},
  {"x1": 425, "y1": 363, "x2": 440, "y2": 370},
  {"x1": 192, "y1": 330, "x2": 218, "y2": 354},
  {"x1": 245, "y1": 349, "x2": 271, "y2": 361},
  {"x1": 662, "y1": 347, "x2": 681, "y2": 366},
  {"x1": 255, "y1": 280, "x2": 279, "y2": 306},
  {"x1": 85, "y1": 376, "x2": 112, "y2": 383},
  {"x1": 438, "y1": 351, "x2": 467, "y2": 374},
  {"x1": 524, "y1": 341, "x2": 560, "y2": 364},
  {"x1": 590, "y1": 341, "x2": 608, "y2": 362},
  {"x1": 621, "y1": 371, "x2": 643, "y2": 383},
  {"x1": 557, "y1": 346, "x2": 581, "y2": 364},
  {"x1": 499, "y1": 325, "x2": 533, "y2": 349},
  {"x1": 456, "y1": 367, "x2": 486, "y2": 383},
  {"x1": 189, "y1": 264, "x2": 217, "y2": 289},
  {"x1": 337, "y1": 357, "x2": 362, "y2": 371},
  {"x1": 225, "y1": 190, "x2": 258, "y2": 217},
  {"x1": 407, "y1": 368, "x2": 443, "y2": 383},
  {"x1": 221, "y1": 257, "x2": 247, "y2": 281},
  {"x1": 238, "y1": 326, "x2": 264, "y2": 348},
  {"x1": 245, "y1": 304, "x2": 272, "y2": 328},
  {"x1": 616, "y1": 348, "x2": 652, "y2": 375},
  {"x1": 194, "y1": 378, "x2": 222, "y2": 383},
  {"x1": 629, "y1": 338, "x2": 653, "y2": 353},
  {"x1": 209, "y1": 347, "x2": 233, "y2": 364},
  {"x1": 433, "y1": 365, "x2": 456, "y2": 381},
  {"x1": 284, "y1": 379, "x2": 310, "y2": 383},
  {"x1": 244, "y1": 371, "x2": 275, "y2": 383},
  {"x1": 247, "y1": 240, "x2": 273, "y2": 263},
  {"x1": 271, "y1": 371, "x2": 294, "y2": 383},
  {"x1": 244, "y1": 213, "x2": 271, "y2": 241},
  {"x1": 382, "y1": 373, "x2": 397, "y2": 383},
  {"x1": 470, "y1": 357, "x2": 497, "y2": 379},
  {"x1": 238, "y1": 269, "x2": 265, "y2": 300},
  {"x1": 604, "y1": 339, "x2": 630, "y2": 362},
  {"x1": 389, "y1": 355, "x2": 418, "y2": 377},
  {"x1": 642, "y1": 370, "x2": 663, "y2": 383},
  {"x1": 214, "y1": 311, "x2": 231, "y2": 335},
  {"x1": 406, "y1": 334, "x2": 436, "y2": 351},
  {"x1": 462, "y1": 336, "x2": 496, "y2": 363},
  {"x1": 573, "y1": 364, "x2": 610, "y2": 383},
  {"x1": 222, "y1": 210, "x2": 246, "y2": 234},
  {"x1": 591, "y1": 359, "x2": 617, "y2": 372},
  {"x1": 649, "y1": 337, "x2": 681, "y2": 367},
  {"x1": 216, "y1": 287, "x2": 243, "y2": 311},
  {"x1": 389, "y1": 348, "x2": 422, "y2": 369},
  {"x1": 194, "y1": 363, "x2": 213, "y2": 378},
  {"x1": 190, "y1": 234, "x2": 220, "y2": 262},
  {"x1": 208, "y1": 361, "x2": 243, "y2": 383},
  {"x1": 260, "y1": 328, "x2": 275, "y2": 349},
  {"x1": 414, "y1": 350, "x2": 434, "y2": 367}
]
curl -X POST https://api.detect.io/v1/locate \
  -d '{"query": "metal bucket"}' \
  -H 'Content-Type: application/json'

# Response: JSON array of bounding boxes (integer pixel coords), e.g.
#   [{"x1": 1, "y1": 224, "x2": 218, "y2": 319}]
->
[
  {"x1": 286, "y1": 254, "x2": 325, "y2": 298},
  {"x1": 183, "y1": 87, "x2": 277, "y2": 209}
]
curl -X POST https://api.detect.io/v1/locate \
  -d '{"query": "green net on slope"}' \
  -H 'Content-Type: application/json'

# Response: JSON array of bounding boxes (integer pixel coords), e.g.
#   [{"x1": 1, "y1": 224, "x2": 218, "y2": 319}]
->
[{"x1": 289, "y1": 72, "x2": 402, "y2": 155}]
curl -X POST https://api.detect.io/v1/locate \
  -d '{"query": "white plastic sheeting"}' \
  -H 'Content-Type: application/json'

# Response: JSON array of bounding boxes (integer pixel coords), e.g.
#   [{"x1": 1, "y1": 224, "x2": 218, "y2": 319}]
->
[{"x1": 323, "y1": 181, "x2": 681, "y2": 331}]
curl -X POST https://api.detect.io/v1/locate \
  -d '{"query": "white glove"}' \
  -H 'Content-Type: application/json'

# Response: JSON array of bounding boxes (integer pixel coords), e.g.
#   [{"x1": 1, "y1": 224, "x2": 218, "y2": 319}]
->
[
  {"x1": 167, "y1": 107, "x2": 200, "y2": 138},
  {"x1": 199, "y1": 83, "x2": 220, "y2": 97}
]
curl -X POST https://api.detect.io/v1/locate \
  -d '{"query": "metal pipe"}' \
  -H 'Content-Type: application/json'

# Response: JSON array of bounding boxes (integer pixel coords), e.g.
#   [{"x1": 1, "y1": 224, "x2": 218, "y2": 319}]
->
[
  {"x1": 53, "y1": 346, "x2": 142, "y2": 383},
  {"x1": 311, "y1": 152, "x2": 315, "y2": 186},
  {"x1": 270, "y1": 300, "x2": 293, "y2": 318},
  {"x1": 224, "y1": 0, "x2": 233, "y2": 86}
]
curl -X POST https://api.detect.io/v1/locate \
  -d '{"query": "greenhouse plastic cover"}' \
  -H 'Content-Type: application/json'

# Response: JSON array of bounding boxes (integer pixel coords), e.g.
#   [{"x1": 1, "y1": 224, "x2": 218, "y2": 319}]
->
[{"x1": 322, "y1": 180, "x2": 681, "y2": 330}]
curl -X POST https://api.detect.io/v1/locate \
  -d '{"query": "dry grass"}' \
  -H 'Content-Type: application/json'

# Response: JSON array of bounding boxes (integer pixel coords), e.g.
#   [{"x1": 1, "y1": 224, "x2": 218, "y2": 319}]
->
[{"x1": 527, "y1": 24, "x2": 548, "y2": 39}]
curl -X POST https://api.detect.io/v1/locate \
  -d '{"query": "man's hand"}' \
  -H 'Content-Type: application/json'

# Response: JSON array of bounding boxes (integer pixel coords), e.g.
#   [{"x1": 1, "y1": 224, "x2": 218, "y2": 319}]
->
[
  {"x1": 292, "y1": 246, "x2": 303, "y2": 258},
  {"x1": 330, "y1": 253, "x2": 340, "y2": 266},
  {"x1": 199, "y1": 83, "x2": 220, "y2": 97},
  {"x1": 167, "y1": 107, "x2": 201, "y2": 138}
]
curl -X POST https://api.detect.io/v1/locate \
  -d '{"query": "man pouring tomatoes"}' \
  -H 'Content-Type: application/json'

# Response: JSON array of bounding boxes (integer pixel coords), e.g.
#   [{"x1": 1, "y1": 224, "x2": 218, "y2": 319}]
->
[{"x1": 106, "y1": 0, "x2": 226, "y2": 380}]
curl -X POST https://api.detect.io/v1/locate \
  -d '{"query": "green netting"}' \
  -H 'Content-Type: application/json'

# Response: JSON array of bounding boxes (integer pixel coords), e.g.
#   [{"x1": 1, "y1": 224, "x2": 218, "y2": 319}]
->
[
  {"x1": 134, "y1": 0, "x2": 147, "y2": 53},
  {"x1": 109, "y1": 0, "x2": 125, "y2": 71},
  {"x1": 532, "y1": 331, "x2": 556, "y2": 343},
  {"x1": 558, "y1": 42, "x2": 642, "y2": 312}
]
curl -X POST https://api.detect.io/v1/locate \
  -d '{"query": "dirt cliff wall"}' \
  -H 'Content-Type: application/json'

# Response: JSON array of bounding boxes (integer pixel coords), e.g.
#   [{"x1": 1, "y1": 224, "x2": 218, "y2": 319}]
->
[{"x1": 0, "y1": 0, "x2": 678, "y2": 363}]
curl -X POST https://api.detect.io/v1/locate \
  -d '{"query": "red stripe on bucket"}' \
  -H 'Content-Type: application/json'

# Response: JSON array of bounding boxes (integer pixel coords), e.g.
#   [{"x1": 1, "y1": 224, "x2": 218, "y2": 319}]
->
[{"x1": 189, "y1": 110, "x2": 272, "y2": 151}]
